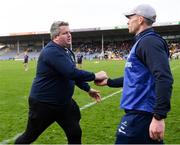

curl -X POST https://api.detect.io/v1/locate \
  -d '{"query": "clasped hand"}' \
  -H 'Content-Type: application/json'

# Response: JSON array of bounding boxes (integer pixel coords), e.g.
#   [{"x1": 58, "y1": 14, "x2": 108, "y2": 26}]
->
[
  {"x1": 88, "y1": 71, "x2": 108, "y2": 102},
  {"x1": 94, "y1": 71, "x2": 108, "y2": 86}
]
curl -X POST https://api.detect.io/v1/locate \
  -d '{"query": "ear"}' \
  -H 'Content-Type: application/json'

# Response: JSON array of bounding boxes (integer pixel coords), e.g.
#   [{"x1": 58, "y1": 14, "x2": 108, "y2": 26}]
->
[
  {"x1": 54, "y1": 35, "x2": 60, "y2": 41},
  {"x1": 138, "y1": 16, "x2": 144, "y2": 24}
]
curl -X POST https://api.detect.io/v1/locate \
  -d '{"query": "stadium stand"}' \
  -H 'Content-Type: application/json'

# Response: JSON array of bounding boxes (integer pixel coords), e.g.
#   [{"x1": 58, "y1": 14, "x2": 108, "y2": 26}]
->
[{"x1": 0, "y1": 21, "x2": 180, "y2": 60}]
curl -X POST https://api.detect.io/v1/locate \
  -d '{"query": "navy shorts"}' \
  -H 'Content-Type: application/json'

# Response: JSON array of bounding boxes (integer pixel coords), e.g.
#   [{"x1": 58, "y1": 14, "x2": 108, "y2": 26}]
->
[{"x1": 115, "y1": 111, "x2": 164, "y2": 144}]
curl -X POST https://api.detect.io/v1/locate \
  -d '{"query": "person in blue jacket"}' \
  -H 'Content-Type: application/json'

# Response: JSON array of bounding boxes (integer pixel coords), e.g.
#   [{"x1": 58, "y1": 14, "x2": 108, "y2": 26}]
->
[
  {"x1": 95, "y1": 4, "x2": 173, "y2": 144},
  {"x1": 15, "y1": 21, "x2": 107, "y2": 144}
]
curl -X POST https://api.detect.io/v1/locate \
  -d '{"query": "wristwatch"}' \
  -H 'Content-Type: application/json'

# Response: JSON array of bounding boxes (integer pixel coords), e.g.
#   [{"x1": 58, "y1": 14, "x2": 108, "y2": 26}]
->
[{"x1": 153, "y1": 114, "x2": 164, "y2": 120}]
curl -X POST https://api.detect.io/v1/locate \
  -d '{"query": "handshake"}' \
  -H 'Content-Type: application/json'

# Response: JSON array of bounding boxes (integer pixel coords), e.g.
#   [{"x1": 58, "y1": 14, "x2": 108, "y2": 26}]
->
[
  {"x1": 94, "y1": 71, "x2": 108, "y2": 86},
  {"x1": 88, "y1": 71, "x2": 108, "y2": 103}
]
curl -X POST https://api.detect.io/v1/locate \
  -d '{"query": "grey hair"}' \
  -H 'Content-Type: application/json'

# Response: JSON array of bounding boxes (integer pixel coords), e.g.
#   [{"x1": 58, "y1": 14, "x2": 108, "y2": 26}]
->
[
  {"x1": 144, "y1": 17, "x2": 154, "y2": 26},
  {"x1": 50, "y1": 21, "x2": 69, "y2": 40}
]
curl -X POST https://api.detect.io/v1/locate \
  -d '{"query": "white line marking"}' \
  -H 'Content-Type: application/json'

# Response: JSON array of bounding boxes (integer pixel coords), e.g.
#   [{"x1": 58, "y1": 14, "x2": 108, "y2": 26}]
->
[
  {"x1": 0, "y1": 90, "x2": 122, "y2": 144},
  {"x1": 80, "y1": 90, "x2": 121, "y2": 110},
  {"x1": 0, "y1": 133, "x2": 22, "y2": 145}
]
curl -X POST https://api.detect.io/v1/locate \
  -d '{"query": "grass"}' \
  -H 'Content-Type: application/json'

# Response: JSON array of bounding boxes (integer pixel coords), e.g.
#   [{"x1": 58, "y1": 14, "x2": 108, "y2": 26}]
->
[{"x1": 0, "y1": 59, "x2": 179, "y2": 144}]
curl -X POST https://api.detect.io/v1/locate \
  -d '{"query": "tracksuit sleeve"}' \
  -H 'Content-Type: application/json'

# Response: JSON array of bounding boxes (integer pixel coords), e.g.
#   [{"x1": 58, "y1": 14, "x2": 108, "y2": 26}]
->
[
  {"x1": 107, "y1": 77, "x2": 124, "y2": 88},
  {"x1": 136, "y1": 37, "x2": 173, "y2": 118},
  {"x1": 75, "y1": 81, "x2": 90, "y2": 92},
  {"x1": 44, "y1": 48, "x2": 95, "y2": 82}
]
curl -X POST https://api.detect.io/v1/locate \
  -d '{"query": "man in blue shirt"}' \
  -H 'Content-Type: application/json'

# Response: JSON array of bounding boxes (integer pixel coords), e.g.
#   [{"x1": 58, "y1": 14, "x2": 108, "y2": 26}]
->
[
  {"x1": 15, "y1": 21, "x2": 107, "y2": 144},
  {"x1": 95, "y1": 4, "x2": 173, "y2": 144}
]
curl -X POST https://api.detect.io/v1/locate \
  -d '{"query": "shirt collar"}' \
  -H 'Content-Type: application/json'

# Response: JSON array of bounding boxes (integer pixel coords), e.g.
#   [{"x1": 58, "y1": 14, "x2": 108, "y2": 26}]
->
[
  {"x1": 50, "y1": 41, "x2": 68, "y2": 52},
  {"x1": 134, "y1": 28, "x2": 154, "y2": 42}
]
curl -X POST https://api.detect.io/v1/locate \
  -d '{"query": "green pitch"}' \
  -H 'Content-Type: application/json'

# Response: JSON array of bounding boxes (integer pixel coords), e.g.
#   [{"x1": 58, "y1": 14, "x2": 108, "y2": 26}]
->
[{"x1": 0, "y1": 60, "x2": 179, "y2": 144}]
